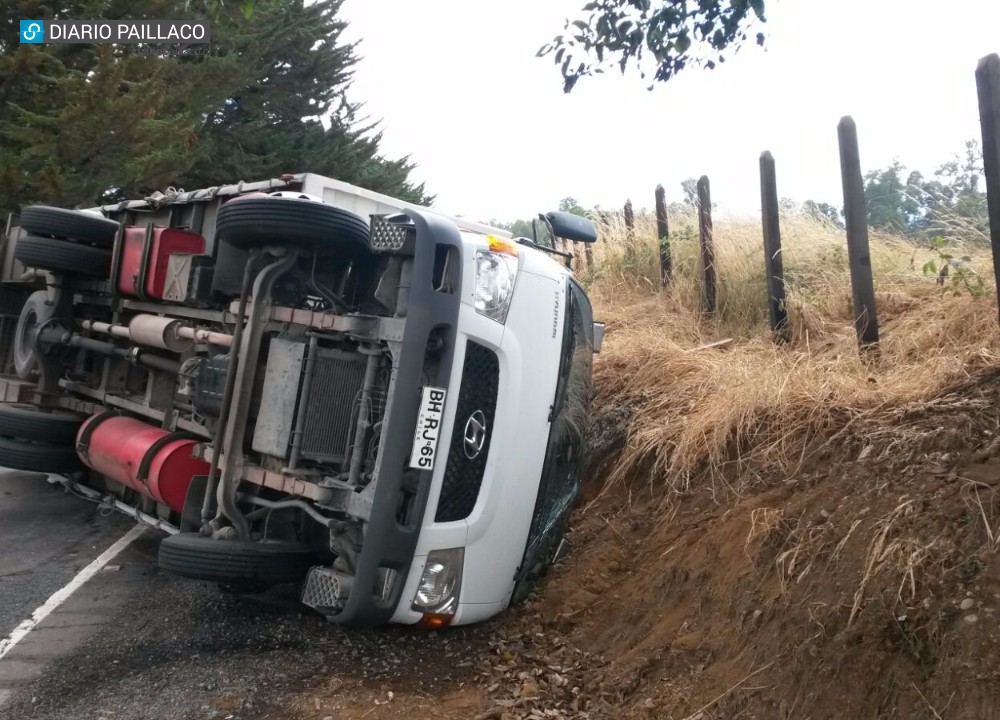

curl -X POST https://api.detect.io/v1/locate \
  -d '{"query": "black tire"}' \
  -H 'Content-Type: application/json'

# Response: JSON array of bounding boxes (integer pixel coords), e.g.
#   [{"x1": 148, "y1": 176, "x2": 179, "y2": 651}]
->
[
  {"x1": 158, "y1": 532, "x2": 318, "y2": 586},
  {"x1": 15, "y1": 234, "x2": 112, "y2": 278},
  {"x1": 0, "y1": 403, "x2": 84, "y2": 444},
  {"x1": 215, "y1": 195, "x2": 370, "y2": 253},
  {"x1": 19, "y1": 206, "x2": 118, "y2": 248},
  {"x1": 0, "y1": 436, "x2": 82, "y2": 473}
]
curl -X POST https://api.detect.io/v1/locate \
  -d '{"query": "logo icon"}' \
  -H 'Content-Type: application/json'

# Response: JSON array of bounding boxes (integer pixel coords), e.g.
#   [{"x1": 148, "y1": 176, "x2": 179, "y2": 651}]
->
[
  {"x1": 463, "y1": 410, "x2": 487, "y2": 460},
  {"x1": 20, "y1": 20, "x2": 44, "y2": 43}
]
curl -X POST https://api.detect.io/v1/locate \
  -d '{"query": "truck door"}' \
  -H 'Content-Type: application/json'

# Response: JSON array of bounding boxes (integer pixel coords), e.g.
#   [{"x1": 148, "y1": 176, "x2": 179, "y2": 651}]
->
[{"x1": 512, "y1": 277, "x2": 594, "y2": 600}]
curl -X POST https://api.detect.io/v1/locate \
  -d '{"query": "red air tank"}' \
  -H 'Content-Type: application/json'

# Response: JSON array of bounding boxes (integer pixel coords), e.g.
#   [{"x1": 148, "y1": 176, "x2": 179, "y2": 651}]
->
[{"x1": 76, "y1": 415, "x2": 209, "y2": 513}]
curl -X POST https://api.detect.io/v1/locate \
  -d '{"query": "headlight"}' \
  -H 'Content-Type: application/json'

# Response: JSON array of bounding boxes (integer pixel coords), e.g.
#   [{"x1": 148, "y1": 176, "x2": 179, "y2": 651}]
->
[
  {"x1": 474, "y1": 241, "x2": 518, "y2": 324},
  {"x1": 411, "y1": 547, "x2": 464, "y2": 616}
]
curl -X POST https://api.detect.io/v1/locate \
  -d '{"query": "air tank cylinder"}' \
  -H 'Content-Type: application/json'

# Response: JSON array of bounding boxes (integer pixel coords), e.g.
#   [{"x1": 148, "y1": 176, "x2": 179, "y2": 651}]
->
[{"x1": 76, "y1": 415, "x2": 208, "y2": 513}]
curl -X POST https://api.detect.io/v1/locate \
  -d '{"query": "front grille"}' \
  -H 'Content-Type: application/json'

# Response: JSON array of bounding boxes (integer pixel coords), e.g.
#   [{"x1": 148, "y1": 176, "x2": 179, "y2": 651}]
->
[
  {"x1": 435, "y1": 342, "x2": 499, "y2": 522},
  {"x1": 301, "y1": 349, "x2": 368, "y2": 463}
]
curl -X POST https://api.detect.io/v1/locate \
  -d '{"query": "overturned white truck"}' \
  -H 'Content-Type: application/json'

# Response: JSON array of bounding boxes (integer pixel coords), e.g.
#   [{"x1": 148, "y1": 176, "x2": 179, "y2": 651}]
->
[{"x1": 0, "y1": 175, "x2": 601, "y2": 627}]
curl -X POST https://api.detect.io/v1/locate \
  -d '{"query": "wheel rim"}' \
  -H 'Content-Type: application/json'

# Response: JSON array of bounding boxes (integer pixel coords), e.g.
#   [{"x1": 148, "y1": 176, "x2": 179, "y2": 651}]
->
[{"x1": 14, "y1": 306, "x2": 39, "y2": 378}]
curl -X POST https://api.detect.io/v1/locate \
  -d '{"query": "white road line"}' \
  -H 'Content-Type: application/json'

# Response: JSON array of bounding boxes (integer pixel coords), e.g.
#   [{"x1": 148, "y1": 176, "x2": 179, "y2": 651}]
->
[{"x1": 0, "y1": 524, "x2": 147, "y2": 661}]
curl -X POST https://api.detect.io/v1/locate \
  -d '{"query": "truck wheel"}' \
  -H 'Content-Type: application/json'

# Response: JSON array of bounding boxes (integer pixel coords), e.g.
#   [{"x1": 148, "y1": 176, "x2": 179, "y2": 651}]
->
[
  {"x1": 215, "y1": 195, "x2": 370, "y2": 253},
  {"x1": 13, "y1": 291, "x2": 47, "y2": 379},
  {"x1": 0, "y1": 436, "x2": 82, "y2": 473},
  {"x1": 0, "y1": 403, "x2": 84, "y2": 444},
  {"x1": 19, "y1": 206, "x2": 118, "y2": 248},
  {"x1": 158, "y1": 533, "x2": 318, "y2": 586},
  {"x1": 14, "y1": 234, "x2": 112, "y2": 278}
]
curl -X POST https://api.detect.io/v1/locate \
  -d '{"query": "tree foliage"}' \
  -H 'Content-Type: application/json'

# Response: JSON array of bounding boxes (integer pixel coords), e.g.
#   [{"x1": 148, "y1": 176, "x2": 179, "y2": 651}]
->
[
  {"x1": 540, "y1": 0, "x2": 767, "y2": 92},
  {"x1": 801, "y1": 200, "x2": 843, "y2": 227},
  {"x1": 862, "y1": 142, "x2": 988, "y2": 237},
  {"x1": 558, "y1": 196, "x2": 588, "y2": 216},
  {"x1": 863, "y1": 161, "x2": 924, "y2": 233},
  {"x1": 0, "y1": 0, "x2": 429, "y2": 210},
  {"x1": 680, "y1": 177, "x2": 698, "y2": 207}
]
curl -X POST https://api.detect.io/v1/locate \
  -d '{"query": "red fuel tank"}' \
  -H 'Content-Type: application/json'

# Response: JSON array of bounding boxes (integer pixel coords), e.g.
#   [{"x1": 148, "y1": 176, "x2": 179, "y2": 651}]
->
[
  {"x1": 117, "y1": 226, "x2": 206, "y2": 300},
  {"x1": 76, "y1": 415, "x2": 208, "y2": 513}
]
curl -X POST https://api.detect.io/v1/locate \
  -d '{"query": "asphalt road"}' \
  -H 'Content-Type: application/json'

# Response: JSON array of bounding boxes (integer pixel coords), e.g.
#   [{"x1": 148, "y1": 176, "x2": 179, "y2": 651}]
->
[
  {"x1": 0, "y1": 470, "x2": 486, "y2": 720},
  {"x1": 0, "y1": 471, "x2": 133, "y2": 641},
  {"x1": 0, "y1": 470, "x2": 153, "y2": 709}
]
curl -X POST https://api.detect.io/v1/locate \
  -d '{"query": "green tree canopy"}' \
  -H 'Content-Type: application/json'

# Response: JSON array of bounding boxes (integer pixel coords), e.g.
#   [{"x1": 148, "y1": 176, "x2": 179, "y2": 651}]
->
[
  {"x1": 862, "y1": 143, "x2": 988, "y2": 237},
  {"x1": 558, "y1": 196, "x2": 588, "y2": 216},
  {"x1": 863, "y1": 160, "x2": 924, "y2": 233},
  {"x1": 540, "y1": 0, "x2": 767, "y2": 92},
  {"x1": 0, "y1": 0, "x2": 429, "y2": 210},
  {"x1": 680, "y1": 177, "x2": 698, "y2": 207},
  {"x1": 802, "y1": 200, "x2": 843, "y2": 227}
]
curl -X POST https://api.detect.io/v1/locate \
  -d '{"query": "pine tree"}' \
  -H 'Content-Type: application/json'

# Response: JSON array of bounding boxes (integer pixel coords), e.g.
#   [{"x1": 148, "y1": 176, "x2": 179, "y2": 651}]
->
[
  {"x1": 0, "y1": 0, "x2": 429, "y2": 210},
  {"x1": 1, "y1": 0, "x2": 249, "y2": 207},
  {"x1": 181, "y1": 0, "x2": 428, "y2": 204}
]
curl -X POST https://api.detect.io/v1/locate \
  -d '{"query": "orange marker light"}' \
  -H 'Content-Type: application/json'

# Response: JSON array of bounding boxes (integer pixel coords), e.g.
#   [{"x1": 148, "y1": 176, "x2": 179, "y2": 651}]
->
[
  {"x1": 416, "y1": 613, "x2": 454, "y2": 630},
  {"x1": 487, "y1": 235, "x2": 519, "y2": 257}
]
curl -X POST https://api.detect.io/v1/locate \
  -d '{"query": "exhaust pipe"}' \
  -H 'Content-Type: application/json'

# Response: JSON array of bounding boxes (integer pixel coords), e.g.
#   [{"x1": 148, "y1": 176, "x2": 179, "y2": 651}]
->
[{"x1": 81, "y1": 316, "x2": 233, "y2": 351}]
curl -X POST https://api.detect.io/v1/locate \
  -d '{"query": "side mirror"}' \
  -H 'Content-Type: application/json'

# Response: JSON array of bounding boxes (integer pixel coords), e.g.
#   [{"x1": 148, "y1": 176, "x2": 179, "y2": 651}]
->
[{"x1": 544, "y1": 211, "x2": 597, "y2": 244}]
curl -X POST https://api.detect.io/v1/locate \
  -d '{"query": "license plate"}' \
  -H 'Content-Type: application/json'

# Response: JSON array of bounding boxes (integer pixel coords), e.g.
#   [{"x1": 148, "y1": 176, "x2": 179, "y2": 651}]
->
[{"x1": 409, "y1": 386, "x2": 447, "y2": 471}]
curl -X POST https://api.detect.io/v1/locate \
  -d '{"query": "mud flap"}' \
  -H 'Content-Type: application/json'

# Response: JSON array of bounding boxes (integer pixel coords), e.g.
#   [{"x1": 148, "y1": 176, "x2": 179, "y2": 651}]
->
[{"x1": 179, "y1": 474, "x2": 208, "y2": 533}]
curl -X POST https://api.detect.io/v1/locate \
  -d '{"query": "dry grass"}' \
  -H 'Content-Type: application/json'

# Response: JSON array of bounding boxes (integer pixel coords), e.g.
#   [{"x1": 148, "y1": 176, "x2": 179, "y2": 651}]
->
[{"x1": 582, "y1": 207, "x2": 1000, "y2": 500}]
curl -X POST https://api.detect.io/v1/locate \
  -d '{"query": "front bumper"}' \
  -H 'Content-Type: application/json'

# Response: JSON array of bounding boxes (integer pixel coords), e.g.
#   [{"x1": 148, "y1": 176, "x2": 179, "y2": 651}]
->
[
  {"x1": 390, "y1": 268, "x2": 565, "y2": 626},
  {"x1": 325, "y1": 209, "x2": 464, "y2": 627}
]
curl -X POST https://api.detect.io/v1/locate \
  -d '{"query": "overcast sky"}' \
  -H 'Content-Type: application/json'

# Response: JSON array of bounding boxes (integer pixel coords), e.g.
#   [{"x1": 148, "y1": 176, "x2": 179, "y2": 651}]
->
[{"x1": 340, "y1": 0, "x2": 1000, "y2": 222}]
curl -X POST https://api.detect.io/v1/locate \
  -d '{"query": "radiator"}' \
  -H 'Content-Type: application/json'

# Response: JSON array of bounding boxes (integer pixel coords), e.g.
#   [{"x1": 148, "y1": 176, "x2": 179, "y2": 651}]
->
[{"x1": 300, "y1": 349, "x2": 369, "y2": 464}]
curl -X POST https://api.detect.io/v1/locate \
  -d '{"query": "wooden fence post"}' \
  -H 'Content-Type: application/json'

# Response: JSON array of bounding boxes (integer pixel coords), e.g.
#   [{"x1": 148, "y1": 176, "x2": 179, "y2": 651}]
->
[
  {"x1": 655, "y1": 184, "x2": 672, "y2": 286},
  {"x1": 838, "y1": 116, "x2": 879, "y2": 351},
  {"x1": 623, "y1": 199, "x2": 635, "y2": 266},
  {"x1": 760, "y1": 152, "x2": 789, "y2": 341},
  {"x1": 697, "y1": 176, "x2": 717, "y2": 314},
  {"x1": 976, "y1": 53, "x2": 1000, "y2": 325}
]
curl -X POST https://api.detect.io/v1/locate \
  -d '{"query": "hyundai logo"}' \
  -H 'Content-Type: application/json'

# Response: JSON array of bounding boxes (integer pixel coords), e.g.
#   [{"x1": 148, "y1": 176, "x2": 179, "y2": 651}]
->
[{"x1": 463, "y1": 410, "x2": 487, "y2": 459}]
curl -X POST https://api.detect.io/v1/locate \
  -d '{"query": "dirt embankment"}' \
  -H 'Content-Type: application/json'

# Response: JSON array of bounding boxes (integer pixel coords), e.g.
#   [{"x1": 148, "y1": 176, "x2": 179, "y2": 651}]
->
[{"x1": 507, "y1": 372, "x2": 1000, "y2": 720}]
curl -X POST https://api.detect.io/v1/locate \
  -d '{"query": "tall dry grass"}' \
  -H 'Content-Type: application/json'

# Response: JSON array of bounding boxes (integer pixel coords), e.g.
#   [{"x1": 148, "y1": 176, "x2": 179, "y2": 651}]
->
[{"x1": 584, "y1": 207, "x2": 1000, "y2": 498}]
